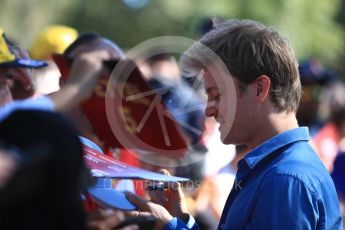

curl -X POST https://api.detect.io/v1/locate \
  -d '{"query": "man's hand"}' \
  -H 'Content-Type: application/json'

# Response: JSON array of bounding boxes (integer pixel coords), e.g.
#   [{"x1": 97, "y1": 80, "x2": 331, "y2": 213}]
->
[
  {"x1": 126, "y1": 169, "x2": 190, "y2": 229},
  {"x1": 148, "y1": 169, "x2": 189, "y2": 221},
  {"x1": 126, "y1": 192, "x2": 173, "y2": 230}
]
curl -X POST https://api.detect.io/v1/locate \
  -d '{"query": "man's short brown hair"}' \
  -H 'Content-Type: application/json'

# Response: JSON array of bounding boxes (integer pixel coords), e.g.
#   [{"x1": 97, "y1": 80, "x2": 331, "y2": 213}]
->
[{"x1": 184, "y1": 19, "x2": 302, "y2": 113}]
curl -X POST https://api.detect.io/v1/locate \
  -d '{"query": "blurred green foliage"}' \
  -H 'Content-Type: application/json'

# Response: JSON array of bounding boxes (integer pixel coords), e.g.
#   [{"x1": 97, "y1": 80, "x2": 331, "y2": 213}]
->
[{"x1": 0, "y1": 0, "x2": 345, "y2": 72}]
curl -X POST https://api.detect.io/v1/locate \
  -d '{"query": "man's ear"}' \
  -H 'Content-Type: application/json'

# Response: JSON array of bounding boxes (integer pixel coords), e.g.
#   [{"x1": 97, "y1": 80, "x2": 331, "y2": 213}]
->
[{"x1": 255, "y1": 75, "x2": 271, "y2": 103}]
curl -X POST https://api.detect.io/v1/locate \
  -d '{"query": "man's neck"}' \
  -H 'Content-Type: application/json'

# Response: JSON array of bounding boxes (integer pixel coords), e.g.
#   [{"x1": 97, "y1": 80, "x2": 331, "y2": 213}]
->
[{"x1": 247, "y1": 111, "x2": 299, "y2": 150}]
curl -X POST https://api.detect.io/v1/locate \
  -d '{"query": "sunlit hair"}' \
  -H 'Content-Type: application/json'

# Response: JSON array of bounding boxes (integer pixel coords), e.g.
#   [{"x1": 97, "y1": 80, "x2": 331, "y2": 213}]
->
[{"x1": 181, "y1": 18, "x2": 302, "y2": 113}]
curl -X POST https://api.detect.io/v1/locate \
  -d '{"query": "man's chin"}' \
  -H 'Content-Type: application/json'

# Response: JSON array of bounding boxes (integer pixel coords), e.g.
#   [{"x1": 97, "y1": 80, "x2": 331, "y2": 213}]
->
[{"x1": 220, "y1": 133, "x2": 231, "y2": 145}]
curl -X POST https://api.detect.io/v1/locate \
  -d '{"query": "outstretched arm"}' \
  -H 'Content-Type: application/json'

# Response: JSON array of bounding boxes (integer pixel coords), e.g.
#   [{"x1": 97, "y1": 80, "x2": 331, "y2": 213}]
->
[{"x1": 49, "y1": 49, "x2": 111, "y2": 112}]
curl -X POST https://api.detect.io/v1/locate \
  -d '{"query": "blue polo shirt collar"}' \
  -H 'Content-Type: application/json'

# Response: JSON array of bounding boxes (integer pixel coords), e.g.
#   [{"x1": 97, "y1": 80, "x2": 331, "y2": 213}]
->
[{"x1": 244, "y1": 127, "x2": 310, "y2": 169}]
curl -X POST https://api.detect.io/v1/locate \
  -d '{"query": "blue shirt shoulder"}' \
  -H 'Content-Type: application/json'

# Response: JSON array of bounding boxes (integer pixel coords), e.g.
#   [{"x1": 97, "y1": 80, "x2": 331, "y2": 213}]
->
[{"x1": 219, "y1": 127, "x2": 343, "y2": 230}]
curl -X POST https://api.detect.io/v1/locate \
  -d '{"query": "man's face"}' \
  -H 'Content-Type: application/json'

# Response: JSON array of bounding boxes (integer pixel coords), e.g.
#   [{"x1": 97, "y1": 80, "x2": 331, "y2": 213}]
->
[
  {"x1": 203, "y1": 68, "x2": 254, "y2": 145},
  {"x1": 0, "y1": 67, "x2": 34, "y2": 100},
  {"x1": 0, "y1": 47, "x2": 35, "y2": 100},
  {"x1": 0, "y1": 75, "x2": 12, "y2": 106}
]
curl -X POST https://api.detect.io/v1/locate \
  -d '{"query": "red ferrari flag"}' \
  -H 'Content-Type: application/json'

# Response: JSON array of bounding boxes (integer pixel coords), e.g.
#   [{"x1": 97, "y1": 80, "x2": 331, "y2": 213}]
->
[{"x1": 53, "y1": 54, "x2": 187, "y2": 158}]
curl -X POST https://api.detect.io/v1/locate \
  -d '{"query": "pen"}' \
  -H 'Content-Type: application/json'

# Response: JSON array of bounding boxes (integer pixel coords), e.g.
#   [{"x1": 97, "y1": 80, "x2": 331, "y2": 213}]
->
[{"x1": 146, "y1": 184, "x2": 166, "y2": 191}]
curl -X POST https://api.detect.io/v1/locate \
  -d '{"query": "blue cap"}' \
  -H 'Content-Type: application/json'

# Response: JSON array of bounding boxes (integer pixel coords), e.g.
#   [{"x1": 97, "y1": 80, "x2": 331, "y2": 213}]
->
[
  {"x1": 0, "y1": 28, "x2": 48, "y2": 68},
  {"x1": 88, "y1": 188, "x2": 136, "y2": 210},
  {"x1": 88, "y1": 178, "x2": 136, "y2": 210}
]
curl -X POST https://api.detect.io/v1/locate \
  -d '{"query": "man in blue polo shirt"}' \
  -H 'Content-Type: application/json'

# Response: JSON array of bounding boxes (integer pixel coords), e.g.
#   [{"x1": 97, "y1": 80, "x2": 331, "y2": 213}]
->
[{"x1": 126, "y1": 18, "x2": 343, "y2": 229}]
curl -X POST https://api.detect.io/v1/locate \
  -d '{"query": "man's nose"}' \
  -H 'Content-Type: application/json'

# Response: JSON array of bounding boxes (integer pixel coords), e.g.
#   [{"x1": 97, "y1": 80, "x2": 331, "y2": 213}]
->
[{"x1": 205, "y1": 101, "x2": 217, "y2": 117}]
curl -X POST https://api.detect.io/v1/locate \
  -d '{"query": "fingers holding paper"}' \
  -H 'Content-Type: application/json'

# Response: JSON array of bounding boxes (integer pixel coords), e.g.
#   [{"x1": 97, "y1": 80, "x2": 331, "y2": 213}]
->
[
  {"x1": 125, "y1": 192, "x2": 173, "y2": 229},
  {"x1": 147, "y1": 169, "x2": 189, "y2": 219},
  {"x1": 125, "y1": 168, "x2": 190, "y2": 229}
]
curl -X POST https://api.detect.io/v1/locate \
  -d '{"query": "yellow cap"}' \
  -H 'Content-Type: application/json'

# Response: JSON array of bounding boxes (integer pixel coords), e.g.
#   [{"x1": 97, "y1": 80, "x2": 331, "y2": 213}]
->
[
  {"x1": 0, "y1": 27, "x2": 16, "y2": 63},
  {"x1": 30, "y1": 25, "x2": 78, "y2": 60}
]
